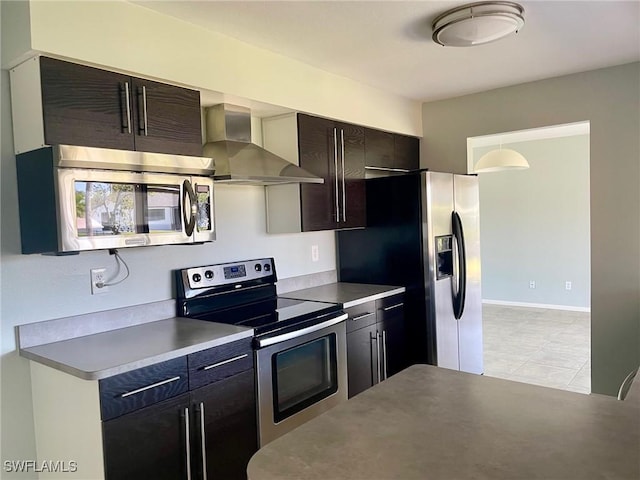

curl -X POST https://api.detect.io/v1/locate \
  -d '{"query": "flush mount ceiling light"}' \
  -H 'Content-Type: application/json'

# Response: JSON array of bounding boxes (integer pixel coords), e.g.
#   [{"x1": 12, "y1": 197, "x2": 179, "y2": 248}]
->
[
  {"x1": 474, "y1": 147, "x2": 529, "y2": 173},
  {"x1": 432, "y1": 1, "x2": 525, "y2": 47}
]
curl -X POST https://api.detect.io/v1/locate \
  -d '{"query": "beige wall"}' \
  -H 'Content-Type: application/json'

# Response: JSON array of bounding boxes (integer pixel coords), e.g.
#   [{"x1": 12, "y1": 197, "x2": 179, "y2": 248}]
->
[{"x1": 422, "y1": 63, "x2": 640, "y2": 395}]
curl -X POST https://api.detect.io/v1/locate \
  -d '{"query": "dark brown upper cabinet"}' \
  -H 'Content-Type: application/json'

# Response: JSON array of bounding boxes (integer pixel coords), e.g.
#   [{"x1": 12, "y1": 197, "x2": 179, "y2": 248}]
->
[
  {"x1": 363, "y1": 128, "x2": 394, "y2": 169},
  {"x1": 263, "y1": 113, "x2": 366, "y2": 233},
  {"x1": 393, "y1": 133, "x2": 420, "y2": 171},
  {"x1": 364, "y1": 127, "x2": 420, "y2": 173},
  {"x1": 128, "y1": 77, "x2": 202, "y2": 156},
  {"x1": 298, "y1": 114, "x2": 366, "y2": 231},
  {"x1": 11, "y1": 56, "x2": 202, "y2": 156}
]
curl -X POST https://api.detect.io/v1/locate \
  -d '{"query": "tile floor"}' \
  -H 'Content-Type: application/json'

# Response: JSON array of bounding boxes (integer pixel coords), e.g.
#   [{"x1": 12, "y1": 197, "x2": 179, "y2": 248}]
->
[{"x1": 482, "y1": 304, "x2": 591, "y2": 394}]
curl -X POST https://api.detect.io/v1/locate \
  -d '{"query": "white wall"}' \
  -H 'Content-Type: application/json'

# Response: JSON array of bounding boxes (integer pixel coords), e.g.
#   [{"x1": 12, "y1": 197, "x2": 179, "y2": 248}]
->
[
  {"x1": 422, "y1": 63, "x2": 640, "y2": 397},
  {"x1": 475, "y1": 135, "x2": 590, "y2": 309},
  {"x1": 0, "y1": 1, "x2": 423, "y2": 474}
]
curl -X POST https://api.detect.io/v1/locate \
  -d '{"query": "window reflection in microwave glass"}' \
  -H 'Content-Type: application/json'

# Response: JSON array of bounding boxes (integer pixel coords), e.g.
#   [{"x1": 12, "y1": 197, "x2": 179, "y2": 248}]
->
[
  {"x1": 75, "y1": 182, "x2": 136, "y2": 236},
  {"x1": 147, "y1": 185, "x2": 181, "y2": 232}
]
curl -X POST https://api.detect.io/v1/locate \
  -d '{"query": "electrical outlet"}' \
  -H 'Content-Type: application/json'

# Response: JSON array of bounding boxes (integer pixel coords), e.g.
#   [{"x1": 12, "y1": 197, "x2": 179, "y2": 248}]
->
[
  {"x1": 91, "y1": 268, "x2": 109, "y2": 295},
  {"x1": 311, "y1": 245, "x2": 319, "y2": 262},
  {"x1": 529, "y1": 280, "x2": 536, "y2": 289},
  {"x1": 565, "y1": 281, "x2": 572, "y2": 291}
]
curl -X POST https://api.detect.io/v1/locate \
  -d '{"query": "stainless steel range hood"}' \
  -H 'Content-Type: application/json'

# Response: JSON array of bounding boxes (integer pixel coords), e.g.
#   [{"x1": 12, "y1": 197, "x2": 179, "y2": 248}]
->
[{"x1": 203, "y1": 104, "x2": 323, "y2": 185}]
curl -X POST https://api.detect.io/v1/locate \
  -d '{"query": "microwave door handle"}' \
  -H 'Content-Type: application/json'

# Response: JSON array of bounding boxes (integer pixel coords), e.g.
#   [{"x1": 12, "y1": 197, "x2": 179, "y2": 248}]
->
[{"x1": 182, "y1": 179, "x2": 197, "y2": 236}]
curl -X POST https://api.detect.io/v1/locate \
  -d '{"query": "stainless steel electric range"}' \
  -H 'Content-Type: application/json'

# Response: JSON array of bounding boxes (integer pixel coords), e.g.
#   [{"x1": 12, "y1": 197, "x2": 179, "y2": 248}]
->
[{"x1": 176, "y1": 258, "x2": 348, "y2": 446}]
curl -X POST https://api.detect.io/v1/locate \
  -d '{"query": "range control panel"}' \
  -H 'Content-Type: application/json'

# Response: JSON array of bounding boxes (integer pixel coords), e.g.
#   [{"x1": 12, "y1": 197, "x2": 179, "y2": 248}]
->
[{"x1": 182, "y1": 257, "x2": 275, "y2": 291}]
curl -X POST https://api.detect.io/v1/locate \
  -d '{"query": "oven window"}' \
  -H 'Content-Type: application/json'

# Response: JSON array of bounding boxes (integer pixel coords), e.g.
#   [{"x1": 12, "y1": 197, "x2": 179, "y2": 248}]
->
[{"x1": 272, "y1": 334, "x2": 338, "y2": 423}]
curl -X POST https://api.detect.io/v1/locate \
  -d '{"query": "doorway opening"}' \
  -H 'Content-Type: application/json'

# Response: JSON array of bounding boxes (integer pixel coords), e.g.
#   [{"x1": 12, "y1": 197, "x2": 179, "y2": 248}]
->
[{"x1": 467, "y1": 121, "x2": 591, "y2": 394}]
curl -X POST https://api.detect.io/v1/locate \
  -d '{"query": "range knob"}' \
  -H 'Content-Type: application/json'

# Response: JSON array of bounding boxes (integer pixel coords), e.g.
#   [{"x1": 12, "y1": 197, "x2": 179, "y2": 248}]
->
[
  {"x1": 263, "y1": 263, "x2": 271, "y2": 272},
  {"x1": 254, "y1": 264, "x2": 262, "y2": 272},
  {"x1": 192, "y1": 273, "x2": 202, "y2": 283},
  {"x1": 204, "y1": 270, "x2": 214, "y2": 279}
]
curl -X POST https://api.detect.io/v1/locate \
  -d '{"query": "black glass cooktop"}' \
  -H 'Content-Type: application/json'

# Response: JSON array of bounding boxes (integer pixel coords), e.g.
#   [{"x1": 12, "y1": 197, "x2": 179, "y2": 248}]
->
[{"x1": 189, "y1": 296, "x2": 342, "y2": 337}]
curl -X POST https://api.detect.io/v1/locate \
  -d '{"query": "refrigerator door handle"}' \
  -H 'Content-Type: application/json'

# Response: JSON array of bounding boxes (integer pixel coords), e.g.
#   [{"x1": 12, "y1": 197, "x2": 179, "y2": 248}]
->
[{"x1": 451, "y1": 211, "x2": 467, "y2": 320}]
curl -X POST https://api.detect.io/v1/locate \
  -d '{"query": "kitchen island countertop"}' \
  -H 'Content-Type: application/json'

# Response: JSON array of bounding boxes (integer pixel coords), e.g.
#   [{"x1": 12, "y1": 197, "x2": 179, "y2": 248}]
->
[
  {"x1": 248, "y1": 364, "x2": 640, "y2": 480},
  {"x1": 280, "y1": 282, "x2": 405, "y2": 308}
]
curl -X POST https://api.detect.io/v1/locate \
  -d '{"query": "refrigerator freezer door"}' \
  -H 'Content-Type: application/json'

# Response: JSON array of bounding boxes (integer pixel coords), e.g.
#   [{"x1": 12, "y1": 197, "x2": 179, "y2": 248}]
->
[
  {"x1": 424, "y1": 172, "x2": 460, "y2": 371},
  {"x1": 453, "y1": 175, "x2": 483, "y2": 374}
]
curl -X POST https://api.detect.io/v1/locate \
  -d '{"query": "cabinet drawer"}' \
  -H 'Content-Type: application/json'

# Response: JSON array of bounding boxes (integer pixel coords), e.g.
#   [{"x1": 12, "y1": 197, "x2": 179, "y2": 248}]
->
[
  {"x1": 376, "y1": 295, "x2": 405, "y2": 319},
  {"x1": 344, "y1": 301, "x2": 377, "y2": 333},
  {"x1": 99, "y1": 356, "x2": 188, "y2": 421},
  {"x1": 188, "y1": 337, "x2": 253, "y2": 390}
]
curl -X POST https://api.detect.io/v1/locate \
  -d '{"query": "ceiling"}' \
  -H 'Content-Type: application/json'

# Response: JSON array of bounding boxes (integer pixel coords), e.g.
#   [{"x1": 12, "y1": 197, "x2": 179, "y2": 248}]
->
[{"x1": 132, "y1": 1, "x2": 640, "y2": 103}]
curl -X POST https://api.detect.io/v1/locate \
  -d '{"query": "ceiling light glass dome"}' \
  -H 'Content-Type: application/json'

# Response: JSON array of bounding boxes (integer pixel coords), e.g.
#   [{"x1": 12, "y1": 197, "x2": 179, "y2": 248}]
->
[{"x1": 432, "y1": 2, "x2": 525, "y2": 47}]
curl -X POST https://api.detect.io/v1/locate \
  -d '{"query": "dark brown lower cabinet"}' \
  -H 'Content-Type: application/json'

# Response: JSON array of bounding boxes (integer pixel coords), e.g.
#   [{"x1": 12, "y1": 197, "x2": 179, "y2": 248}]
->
[
  {"x1": 346, "y1": 294, "x2": 408, "y2": 399},
  {"x1": 103, "y1": 393, "x2": 191, "y2": 480},
  {"x1": 346, "y1": 323, "x2": 378, "y2": 398},
  {"x1": 191, "y1": 370, "x2": 257, "y2": 480},
  {"x1": 377, "y1": 299, "x2": 408, "y2": 379},
  {"x1": 103, "y1": 369, "x2": 257, "y2": 480}
]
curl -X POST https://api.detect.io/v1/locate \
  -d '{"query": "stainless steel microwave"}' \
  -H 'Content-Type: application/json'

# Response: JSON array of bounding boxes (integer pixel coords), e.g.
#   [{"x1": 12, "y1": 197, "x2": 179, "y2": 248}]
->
[{"x1": 16, "y1": 145, "x2": 216, "y2": 254}]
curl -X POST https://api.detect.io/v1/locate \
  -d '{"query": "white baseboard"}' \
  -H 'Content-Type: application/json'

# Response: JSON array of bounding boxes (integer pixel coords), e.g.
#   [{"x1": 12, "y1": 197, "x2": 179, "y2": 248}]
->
[{"x1": 482, "y1": 299, "x2": 590, "y2": 313}]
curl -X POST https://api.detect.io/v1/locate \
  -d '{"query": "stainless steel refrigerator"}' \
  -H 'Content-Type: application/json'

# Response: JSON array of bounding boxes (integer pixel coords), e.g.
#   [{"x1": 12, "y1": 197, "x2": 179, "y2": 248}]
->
[{"x1": 337, "y1": 171, "x2": 483, "y2": 374}]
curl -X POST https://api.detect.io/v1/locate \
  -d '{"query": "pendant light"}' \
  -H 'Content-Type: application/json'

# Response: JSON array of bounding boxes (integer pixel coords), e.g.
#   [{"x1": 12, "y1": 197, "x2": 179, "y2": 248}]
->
[
  {"x1": 474, "y1": 146, "x2": 529, "y2": 173},
  {"x1": 432, "y1": 2, "x2": 525, "y2": 47}
]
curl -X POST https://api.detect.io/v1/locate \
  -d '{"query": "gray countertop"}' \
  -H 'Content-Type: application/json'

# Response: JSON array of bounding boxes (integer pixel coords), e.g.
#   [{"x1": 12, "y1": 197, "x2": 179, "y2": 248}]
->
[
  {"x1": 20, "y1": 317, "x2": 253, "y2": 380},
  {"x1": 248, "y1": 364, "x2": 640, "y2": 480},
  {"x1": 280, "y1": 282, "x2": 405, "y2": 308}
]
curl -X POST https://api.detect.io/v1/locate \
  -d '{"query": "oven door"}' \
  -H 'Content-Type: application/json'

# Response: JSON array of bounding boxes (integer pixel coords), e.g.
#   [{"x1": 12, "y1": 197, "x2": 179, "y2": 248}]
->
[{"x1": 255, "y1": 314, "x2": 348, "y2": 446}]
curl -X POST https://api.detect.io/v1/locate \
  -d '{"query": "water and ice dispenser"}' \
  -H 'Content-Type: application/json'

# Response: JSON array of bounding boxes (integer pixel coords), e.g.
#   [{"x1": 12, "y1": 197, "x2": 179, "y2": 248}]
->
[{"x1": 435, "y1": 235, "x2": 453, "y2": 280}]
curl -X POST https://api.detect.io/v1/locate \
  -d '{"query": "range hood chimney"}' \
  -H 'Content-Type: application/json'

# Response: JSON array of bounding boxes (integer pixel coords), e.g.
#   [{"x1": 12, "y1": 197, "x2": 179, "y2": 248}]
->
[{"x1": 203, "y1": 104, "x2": 323, "y2": 185}]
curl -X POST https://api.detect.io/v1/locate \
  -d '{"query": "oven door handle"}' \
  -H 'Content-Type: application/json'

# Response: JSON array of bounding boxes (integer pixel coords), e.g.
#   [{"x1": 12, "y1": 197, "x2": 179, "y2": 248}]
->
[{"x1": 255, "y1": 313, "x2": 348, "y2": 348}]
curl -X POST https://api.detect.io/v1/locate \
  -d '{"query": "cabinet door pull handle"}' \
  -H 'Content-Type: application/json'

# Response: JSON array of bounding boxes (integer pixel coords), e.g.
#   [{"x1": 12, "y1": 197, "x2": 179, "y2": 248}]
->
[
  {"x1": 142, "y1": 85, "x2": 148, "y2": 136},
  {"x1": 370, "y1": 331, "x2": 379, "y2": 384},
  {"x1": 351, "y1": 312, "x2": 374, "y2": 322},
  {"x1": 199, "y1": 402, "x2": 208, "y2": 480},
  {"x1": 383, "y1": 303, "x2": 403, "y2": 312},
  {"x1": 202, "y1": 353, "x2": 248, "y2": 371},
  {"x1": 365, "y1": 166, "x2": 411, "y2": 173},
  {"x1": 375, "y1": 331, "x2": 382, "y2": 384},
  {"x1": 120, "y1": 375, "x2": 181, "y2": 398},
  {"x1": 184, "y1": 407, "x2": 192, "y2": 480},
  {"x1": 124, "y1": 82, "x2": 132, "y2": 134},
  {"x1": 340, "y1": 129, "x2": 346, "y2": 222},
  {"x1": 333, "y1": 127, "x2": 340, "y2": 223},
  {"x1": 382, "y1": 330, "x2": 388, "y2": 380}
]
